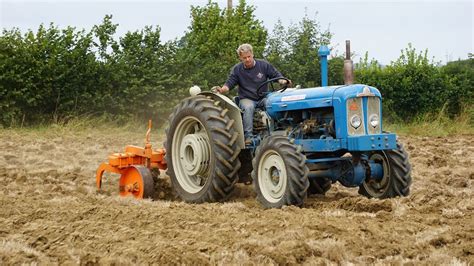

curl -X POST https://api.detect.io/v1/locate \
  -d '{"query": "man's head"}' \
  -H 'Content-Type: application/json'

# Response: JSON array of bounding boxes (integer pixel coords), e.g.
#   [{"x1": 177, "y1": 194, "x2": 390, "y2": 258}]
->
[{"x1": 237, "y1": 43, "x2": 254, "y2": 69}]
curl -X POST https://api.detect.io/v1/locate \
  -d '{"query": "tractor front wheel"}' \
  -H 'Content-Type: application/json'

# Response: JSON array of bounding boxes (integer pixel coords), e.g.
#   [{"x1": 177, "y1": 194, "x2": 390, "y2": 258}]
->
[
  {"x1": 359, "y1": 142, "x2": 412, "y2": 198},
  {"x1": 252, "y1": 136, "x2": 309, "y2": 208}
]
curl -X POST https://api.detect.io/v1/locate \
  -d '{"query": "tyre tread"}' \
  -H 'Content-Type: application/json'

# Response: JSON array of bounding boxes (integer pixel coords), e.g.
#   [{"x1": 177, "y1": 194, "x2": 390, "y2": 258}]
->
[{"x1": 164, "y1": 96, "x2": 241, "y2": 203}]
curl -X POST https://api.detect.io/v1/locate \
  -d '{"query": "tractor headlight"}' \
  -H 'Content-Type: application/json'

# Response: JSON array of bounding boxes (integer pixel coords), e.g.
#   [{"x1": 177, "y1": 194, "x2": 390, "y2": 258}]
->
[
  {"x1": 369, "y1": 114, "x2": 379, "y2": 127},
  {"x1": 350, "y1": 115, "x2": 362, "y2": 129}
]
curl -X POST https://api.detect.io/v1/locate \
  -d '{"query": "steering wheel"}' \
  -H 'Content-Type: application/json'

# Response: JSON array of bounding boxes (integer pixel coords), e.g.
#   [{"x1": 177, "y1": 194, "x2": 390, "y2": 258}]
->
[{"x1": 256, "y1": 77, "x2": 291, "y2": 97}]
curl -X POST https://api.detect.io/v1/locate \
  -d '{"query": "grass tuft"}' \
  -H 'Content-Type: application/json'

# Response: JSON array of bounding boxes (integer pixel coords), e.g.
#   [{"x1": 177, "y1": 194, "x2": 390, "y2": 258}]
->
[
  {"x1": 0, "y1": 115, "x2": 166, "y2": 141},
  {"x1": 385, "y1": 106, "x2": 473, "y2": 136}
]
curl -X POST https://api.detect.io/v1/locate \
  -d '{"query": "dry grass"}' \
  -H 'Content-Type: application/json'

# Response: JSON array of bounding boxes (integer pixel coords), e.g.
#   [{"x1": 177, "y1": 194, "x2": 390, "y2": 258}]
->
[{"x1": 386, "y1": 107, "x2": 473, "y2": 136}]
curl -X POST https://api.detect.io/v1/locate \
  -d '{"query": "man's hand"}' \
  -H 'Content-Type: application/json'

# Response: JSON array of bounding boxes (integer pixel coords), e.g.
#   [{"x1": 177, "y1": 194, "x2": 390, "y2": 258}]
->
[
  {"x1": 278, "y1": 79, "x2": 293, "y2": 87},
  {"x1": 211, "y1": 86, "x2": 220, "y2": 93},
  {"x1": 213, "y1": 85, "x2": 229, "y2": 94}
]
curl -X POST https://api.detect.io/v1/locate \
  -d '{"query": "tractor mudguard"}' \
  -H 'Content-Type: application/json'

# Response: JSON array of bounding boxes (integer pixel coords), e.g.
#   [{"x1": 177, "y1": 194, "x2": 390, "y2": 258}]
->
[{"x1": 199, "y1": 91, "x2": 245, "y2": 148}]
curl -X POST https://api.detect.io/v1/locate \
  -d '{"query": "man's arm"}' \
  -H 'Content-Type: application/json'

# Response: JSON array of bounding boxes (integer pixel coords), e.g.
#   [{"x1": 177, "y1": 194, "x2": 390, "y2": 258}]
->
[
  {"x1": 266, "y1": 61, "x2": 283, "y2": 80},
  {"x1": 266, "y1": 61, "x2": 292, "y2": 86},
  {"x1": 217, "y1": 66, "x2": 238, "y2": 94}
]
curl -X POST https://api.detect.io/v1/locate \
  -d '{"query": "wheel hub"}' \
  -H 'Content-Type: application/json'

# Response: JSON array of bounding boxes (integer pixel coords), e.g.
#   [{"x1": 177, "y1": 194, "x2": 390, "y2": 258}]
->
[
  {"x1": 258, "y1": 152, "x2": 287, "y2": 202},
  {"x1": 179, "y1": 132, "x2": 210, "y2": 177},
  {"x1": 364, "y1": 152, "x2": 389, "y2": 195},
  {"x1": 172, "y1": 116, "x2": 213, "y2": 193},
  {"x1": 270, "y1": 167, "x2": 280, "y2": 186}
]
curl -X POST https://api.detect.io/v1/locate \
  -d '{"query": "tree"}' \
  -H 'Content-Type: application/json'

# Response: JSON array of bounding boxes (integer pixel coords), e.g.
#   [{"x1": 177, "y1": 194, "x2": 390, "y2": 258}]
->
[
  {"x1": 440, "y1": 58, "x2": 474, "y2": 116},
  {"x1": 0, "y1": 24, "x2": 99, "y2": 125},
  {"x1": 176, "y1": 0, "x2": 267, "y2": 88},
  {"x1": 0, "y1": 15, "x2": 182, "y2": 126},
  {"x1": 264, "y1": 11, "x2": 332, "y2": 87},
  {"x1": 113, "y1": 26, "x2": 184, "y2": 123},
  {"x1": 328, "y1": 56, "x2": 344, "y2": 85},
  {"x1": 265, "y1": 19, "x2": 290, "y2": 73}
]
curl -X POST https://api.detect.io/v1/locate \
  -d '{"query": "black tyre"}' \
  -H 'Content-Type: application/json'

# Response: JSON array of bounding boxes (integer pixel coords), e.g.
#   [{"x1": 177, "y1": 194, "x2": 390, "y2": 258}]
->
[
  {"x1": 164, "y1": 96, "x2": 242, "y2": 203},
  {"x1": 252, "y1": 136, "x2": 309, "y2": 208},
  {"x1": 359, "y1": 142, "x2": 412, "y2": 198},
  {"x1": 308, "y1": 177, "x2": 331, "y2": 195}
]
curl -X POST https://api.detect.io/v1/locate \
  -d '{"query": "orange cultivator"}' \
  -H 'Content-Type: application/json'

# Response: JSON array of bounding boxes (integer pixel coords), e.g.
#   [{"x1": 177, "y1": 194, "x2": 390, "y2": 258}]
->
[{"x1": 96, "y1": 120, "x2": 167, "y2": 199}]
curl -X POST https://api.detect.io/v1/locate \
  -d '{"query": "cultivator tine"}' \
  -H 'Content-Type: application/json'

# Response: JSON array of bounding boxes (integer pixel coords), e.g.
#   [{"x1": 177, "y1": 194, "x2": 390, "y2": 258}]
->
[{"x1": 96, "y1": 162, "x2": 121, "y2": 191}]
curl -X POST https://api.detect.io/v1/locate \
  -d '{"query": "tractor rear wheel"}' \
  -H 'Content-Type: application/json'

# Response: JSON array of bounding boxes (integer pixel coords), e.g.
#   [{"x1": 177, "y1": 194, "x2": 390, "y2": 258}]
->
[
  {"x1": 165, "y1": 96, "x2": 241, "y2": 203},
  {"x1": 252, "y1": 136, "x2": 309, "y2": 208},
  {"x1": 119, "y1": 165, "x2": 155, "y2": 199},
  {"x1": 358, "y1": 142, "x2": 412, "y2": 198}
]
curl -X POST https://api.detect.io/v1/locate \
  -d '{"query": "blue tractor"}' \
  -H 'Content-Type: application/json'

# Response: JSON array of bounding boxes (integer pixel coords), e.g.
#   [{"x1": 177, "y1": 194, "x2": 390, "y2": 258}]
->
[{"x1": 164, "y1": 42, "x2": 412, "y2": 208}]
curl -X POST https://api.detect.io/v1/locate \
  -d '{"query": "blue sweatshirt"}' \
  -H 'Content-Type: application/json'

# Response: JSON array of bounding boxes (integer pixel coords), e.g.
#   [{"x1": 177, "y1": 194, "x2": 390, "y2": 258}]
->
[{"x1": 224, "y1": 59, "x2": 283, "y2": 101}]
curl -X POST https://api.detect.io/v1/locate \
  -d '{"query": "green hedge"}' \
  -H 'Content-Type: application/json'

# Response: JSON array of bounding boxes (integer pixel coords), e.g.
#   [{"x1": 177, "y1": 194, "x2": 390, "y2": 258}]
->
[
  {"x1": 0, "y1": 17, "x2": 188, "y2": 127},
  {"x1": 1, "y1": 3, "x2": 472, "y2": 127},
  {"x1": 356, "y1": 46, "x2": 473, "y2": 121}
]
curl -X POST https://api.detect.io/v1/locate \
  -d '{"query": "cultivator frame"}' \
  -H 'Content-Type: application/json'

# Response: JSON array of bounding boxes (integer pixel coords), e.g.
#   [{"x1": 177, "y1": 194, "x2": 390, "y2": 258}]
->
[{"x1": 96, "y1": 121, "x2": 167, "y2": 198}]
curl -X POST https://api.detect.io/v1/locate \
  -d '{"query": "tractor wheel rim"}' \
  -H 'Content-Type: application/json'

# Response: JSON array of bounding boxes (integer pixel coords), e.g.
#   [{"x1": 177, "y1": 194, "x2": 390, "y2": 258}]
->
[
  {"x1": 364, "y1": 152, "x2": 390, "y2": 196},
  {"x1": 172, "y1": 116, "x2": 211, "y2": 193},
  {"x1": 119, "y1": 167, "x2": 144, "y2": 198},
  {"x1": 258, "y1": 150, "x2": 287, "y2": 203}
]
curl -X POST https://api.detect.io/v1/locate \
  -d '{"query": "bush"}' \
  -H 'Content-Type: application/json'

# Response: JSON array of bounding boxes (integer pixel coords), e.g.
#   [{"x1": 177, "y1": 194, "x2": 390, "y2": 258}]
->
[{"x1": 355, "y1": 45, "x2": 472, "y2": 121}]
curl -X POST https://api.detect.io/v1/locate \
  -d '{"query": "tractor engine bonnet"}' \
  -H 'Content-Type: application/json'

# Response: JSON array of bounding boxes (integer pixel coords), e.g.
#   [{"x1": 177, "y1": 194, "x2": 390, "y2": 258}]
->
[{"x1": 265, "y1": 84, "x2": 382, "y2": 120}]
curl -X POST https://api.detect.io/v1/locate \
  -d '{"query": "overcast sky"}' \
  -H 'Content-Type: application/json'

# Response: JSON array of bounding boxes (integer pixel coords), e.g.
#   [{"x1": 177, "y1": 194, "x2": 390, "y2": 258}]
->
[{"x1": 1, "y1": 0, "x2": 472, "y2": 65}]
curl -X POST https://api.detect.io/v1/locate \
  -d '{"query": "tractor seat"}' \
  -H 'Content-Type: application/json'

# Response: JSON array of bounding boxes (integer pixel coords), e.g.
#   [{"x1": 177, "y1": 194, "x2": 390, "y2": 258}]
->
[{"x1": 233, "y1": 96, "x2": 240, "y2": 107}]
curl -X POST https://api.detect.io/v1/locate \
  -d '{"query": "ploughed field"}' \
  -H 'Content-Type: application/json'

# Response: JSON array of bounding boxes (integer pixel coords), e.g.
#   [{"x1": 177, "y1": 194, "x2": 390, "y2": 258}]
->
[{"x1": 0, "y1": 128, "x2": 472, "y2": 264}]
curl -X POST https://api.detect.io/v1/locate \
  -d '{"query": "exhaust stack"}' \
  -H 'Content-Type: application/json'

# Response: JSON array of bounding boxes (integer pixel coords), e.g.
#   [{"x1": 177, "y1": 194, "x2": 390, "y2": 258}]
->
[{"x1": 344, "y1": 40, "x2": 354, "y2": 85}]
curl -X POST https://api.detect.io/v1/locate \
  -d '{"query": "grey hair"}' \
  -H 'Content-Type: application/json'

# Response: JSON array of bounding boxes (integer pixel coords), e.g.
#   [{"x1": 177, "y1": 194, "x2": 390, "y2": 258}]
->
[{"x1": 236, "y1": 43, "x2": 253, "y2": 56}]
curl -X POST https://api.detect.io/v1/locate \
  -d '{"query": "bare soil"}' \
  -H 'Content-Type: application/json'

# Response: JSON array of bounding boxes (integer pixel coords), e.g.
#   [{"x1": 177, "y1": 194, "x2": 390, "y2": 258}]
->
[{"x1": 0, "y1": 128, "x2": 473, "y2": 265}]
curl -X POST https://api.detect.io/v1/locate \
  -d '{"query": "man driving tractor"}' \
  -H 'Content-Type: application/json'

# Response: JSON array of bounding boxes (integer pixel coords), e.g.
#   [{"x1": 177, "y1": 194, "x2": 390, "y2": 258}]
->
[{"x1": 216, "y1": 43, "x2": 291, "y2": 145}]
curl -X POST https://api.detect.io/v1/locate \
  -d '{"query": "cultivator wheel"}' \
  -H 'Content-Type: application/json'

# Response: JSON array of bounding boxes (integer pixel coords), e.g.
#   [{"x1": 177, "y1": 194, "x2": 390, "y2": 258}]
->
[
  {"x1": 358, "y1": 142, "x2": 412, "y2": 198},
  {"x1": 164, "y1": 95, "x2": 242, "y2": 203},
  {"x1": 119, "y1": 165, "x2": 155, "y2": 199},
  {"x1": 252, "y1": 136, "x2": 309, "y2": 208}
]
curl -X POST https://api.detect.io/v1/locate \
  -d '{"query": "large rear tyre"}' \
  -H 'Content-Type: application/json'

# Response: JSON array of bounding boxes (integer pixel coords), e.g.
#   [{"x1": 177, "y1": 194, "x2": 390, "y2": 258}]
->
[
  {"x1": 119, "y1": 165, "x2": 155, "y2": 199},
  {"x1": 165, "y1": 96, "x2": 241, "y2": 203},
  {"x1": 359, "y1": 142, "x2": 412, "y2": 198},
  {"x1": 252, "y1": 136, "x2": 309, "y2": 208}
]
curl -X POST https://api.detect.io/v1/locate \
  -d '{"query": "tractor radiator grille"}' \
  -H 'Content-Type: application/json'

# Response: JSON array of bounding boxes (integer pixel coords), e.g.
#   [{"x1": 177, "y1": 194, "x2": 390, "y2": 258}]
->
[
  {"x1": 347, "y1": 96, "x2": 381, "y2": 136},
  {"x1": 367, "y1": 97, "x2": 381, "y2": 134}
]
